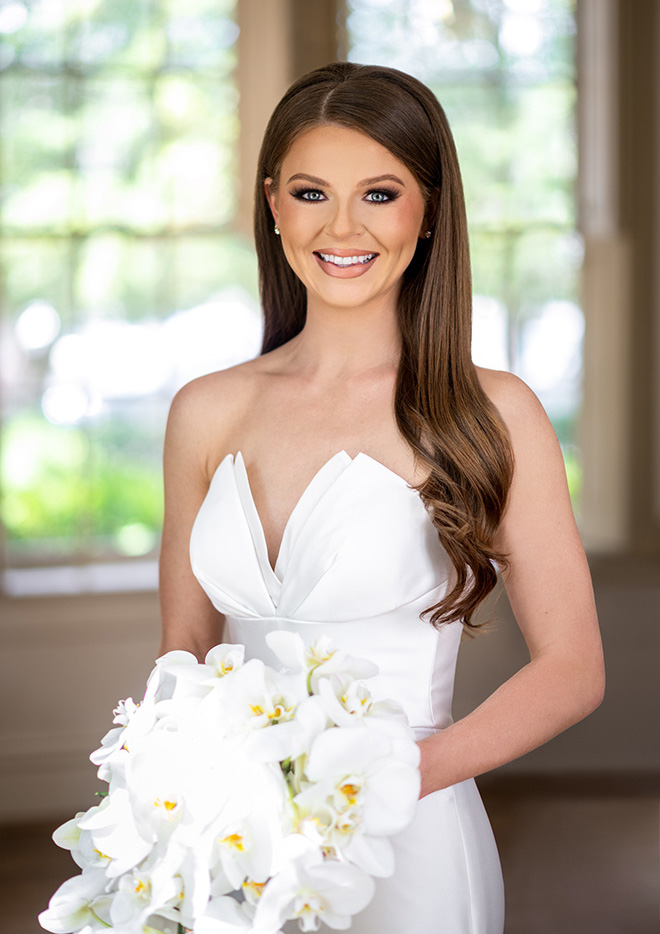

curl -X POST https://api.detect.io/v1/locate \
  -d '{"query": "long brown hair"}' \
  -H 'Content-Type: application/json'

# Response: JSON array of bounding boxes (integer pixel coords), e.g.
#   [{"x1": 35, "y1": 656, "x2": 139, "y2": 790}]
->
[{"x1": 254, "y1": 62, "x2": 513, "y2": 630}]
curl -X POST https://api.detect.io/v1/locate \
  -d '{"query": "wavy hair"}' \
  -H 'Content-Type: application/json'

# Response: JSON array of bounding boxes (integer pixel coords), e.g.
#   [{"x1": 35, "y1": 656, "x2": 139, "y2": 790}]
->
[{"x1": 254, "y1": 62, "x2": 513, "y2": 629}]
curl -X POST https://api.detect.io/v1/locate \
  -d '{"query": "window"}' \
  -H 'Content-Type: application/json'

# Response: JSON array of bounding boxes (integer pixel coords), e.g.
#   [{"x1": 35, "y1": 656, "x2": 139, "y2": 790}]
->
[
  {"x1": 0, "y1": 0, "x2": 261, "y2": 590},
  {"x1": 347, "y1": 0, "x2": 582, "y2": 501}
]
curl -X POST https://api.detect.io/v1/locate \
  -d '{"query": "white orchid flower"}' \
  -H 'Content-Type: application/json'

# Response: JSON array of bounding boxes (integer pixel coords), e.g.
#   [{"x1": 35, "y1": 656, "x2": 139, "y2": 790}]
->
[
  {"x1": 38, "y1": 869, "x2": 112, "y2": 933},
  {"x1": 215, "y1": 659, "x2": 299, "y2": 735},
  {"x1": 53, "y1": 804, "x2": 114, "y2": 872},
  {"x1": 266, "y1": 632, "x2": 378, "y2": 695},
  {"x1": 316, "y1": 675, "x2": 407, "y2": 729},
  {"x1": 288, "y1": 784, "x2": 396, "y2": 878},
  {"x1": 203, "y1": 758, "x2": 287, "y2": 895},
  {"x1": 303, "y1": 725, "x2": 420, "y2": 837},
  {"x1": 204, "y1": 644, "x2": 245, "y2": 678},
  {"x1": 152, "y1": 645, "x2": 246, "y2": 707},
  {"x1": 90, "y1": 693, "x2": 161, "y2": 786},
  {"x1": 126, "y1": 731, "x2": 208, "y2": 848},
  {"x1": 78, "y1": 788, "x2": 153, "y2": 877},
  {"x1": 208, "y1": 815, "x2": 272, "y2": 893},
  {"x1": 246, "y1": 694, "x2": 328, "y2": 766},
  {"x1": 253, "y1": 844, "x2": 375, "y2": 933},
  {"x1": 109, "y1": 852, "x2": 183, "y2": 933},
  {"x1": 150, "y1": 650, "x2": 200, "y2": 702}
]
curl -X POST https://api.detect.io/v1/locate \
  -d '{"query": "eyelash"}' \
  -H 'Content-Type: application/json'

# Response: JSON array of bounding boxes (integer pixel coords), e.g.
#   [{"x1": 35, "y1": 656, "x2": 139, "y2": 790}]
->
[{"x1": 288, "y1": 186, "x2": 401, "y2": 203}]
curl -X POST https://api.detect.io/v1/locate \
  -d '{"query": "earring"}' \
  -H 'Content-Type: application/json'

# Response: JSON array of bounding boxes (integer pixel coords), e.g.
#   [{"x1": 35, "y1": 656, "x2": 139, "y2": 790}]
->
[
  {"x1": 274, "y1": 225, "x2": 280, "y2": 235},
  {"x1": 424, "y1": 229, "x2": 432, "y2": 238}
]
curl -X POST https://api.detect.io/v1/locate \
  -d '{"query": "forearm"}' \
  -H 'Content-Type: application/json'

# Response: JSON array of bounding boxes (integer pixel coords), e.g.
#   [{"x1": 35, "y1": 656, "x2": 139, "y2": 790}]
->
[{"x1": 418, "y1": 650, "x2": 605, "y2": 797}]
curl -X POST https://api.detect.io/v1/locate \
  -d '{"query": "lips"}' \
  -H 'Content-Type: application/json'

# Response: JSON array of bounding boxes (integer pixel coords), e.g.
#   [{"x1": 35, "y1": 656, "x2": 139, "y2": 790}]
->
[{"x1": 312, "y1": 250, "x2": 379, "y2": 278}]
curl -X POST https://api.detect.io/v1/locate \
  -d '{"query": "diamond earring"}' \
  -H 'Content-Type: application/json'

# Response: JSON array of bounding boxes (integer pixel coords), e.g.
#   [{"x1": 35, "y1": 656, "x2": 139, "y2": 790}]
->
[
  {"x1": 274, "y1": 225, "x2": 280, "y2": 235},
  {"x1": 424, "y1": 229, "x2": 432, "y2": 238}
]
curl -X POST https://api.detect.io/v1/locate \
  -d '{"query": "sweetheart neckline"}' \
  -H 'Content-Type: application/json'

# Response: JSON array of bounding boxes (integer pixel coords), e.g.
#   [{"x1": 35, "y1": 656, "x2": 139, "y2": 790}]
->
[{"x1": 225, "y1": 449, "x2": 416, "y2": 581}]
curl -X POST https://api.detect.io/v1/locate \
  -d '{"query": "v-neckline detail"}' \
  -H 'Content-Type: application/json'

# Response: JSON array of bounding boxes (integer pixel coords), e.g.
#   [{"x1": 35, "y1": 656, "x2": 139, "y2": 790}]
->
[
  {"x1": 230, "y1": 450, "x2": 414, "y2": 599},
  {"x1": 232, "y1": 450, "x2": 353, "y2": 594}
]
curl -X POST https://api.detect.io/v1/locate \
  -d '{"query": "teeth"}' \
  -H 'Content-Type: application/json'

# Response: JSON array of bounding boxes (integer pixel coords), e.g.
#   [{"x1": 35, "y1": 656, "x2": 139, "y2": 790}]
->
[{"x1": 318, "y1": 252, "x2": 376, "y2": 267}]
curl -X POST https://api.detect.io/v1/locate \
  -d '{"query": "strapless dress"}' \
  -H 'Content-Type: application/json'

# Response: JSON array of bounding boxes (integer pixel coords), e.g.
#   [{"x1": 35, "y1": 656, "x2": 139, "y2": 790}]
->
[{"x1": 190, "y1": 450, "x2": 505, "y2": 933}]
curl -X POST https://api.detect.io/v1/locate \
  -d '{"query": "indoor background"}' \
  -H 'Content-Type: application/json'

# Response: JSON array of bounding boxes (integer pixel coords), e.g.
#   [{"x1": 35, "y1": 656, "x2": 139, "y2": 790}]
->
[{"x1": 0, "y1": 1, "x2": 658, "y2": 932}]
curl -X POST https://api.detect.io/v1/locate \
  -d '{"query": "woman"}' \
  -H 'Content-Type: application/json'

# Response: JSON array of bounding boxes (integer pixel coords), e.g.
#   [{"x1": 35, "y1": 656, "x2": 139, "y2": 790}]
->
[{"x1": 159, "y1": 63, "x2": 605, "y2": 933}]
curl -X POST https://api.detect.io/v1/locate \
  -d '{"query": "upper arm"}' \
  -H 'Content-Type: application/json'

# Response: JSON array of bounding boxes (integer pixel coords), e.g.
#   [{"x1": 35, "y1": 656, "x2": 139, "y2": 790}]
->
[
  {"x1": 158, "y1": 377, "x2": 226, "y2": 658},
  {"x1": 481, "y1": 370, "x2": 604, "y2": 690}
]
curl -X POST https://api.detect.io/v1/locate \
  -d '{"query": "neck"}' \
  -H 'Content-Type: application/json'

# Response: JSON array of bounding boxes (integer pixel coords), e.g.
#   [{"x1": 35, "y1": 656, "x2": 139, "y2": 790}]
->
[{"x1": 283, "y1": 296, "x2": 402, "y2": 380}]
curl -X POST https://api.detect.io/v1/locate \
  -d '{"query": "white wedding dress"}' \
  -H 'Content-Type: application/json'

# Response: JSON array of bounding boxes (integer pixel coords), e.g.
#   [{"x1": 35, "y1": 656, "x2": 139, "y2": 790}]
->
[{"x1": 190, "y1": 450, "x2": 505, "y2": 934}]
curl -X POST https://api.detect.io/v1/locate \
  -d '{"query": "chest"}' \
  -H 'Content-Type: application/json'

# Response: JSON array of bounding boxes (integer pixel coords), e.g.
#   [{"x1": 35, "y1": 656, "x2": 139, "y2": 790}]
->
[{"x1": 221, "y1": 379, "x2": 429, "y2": 571}]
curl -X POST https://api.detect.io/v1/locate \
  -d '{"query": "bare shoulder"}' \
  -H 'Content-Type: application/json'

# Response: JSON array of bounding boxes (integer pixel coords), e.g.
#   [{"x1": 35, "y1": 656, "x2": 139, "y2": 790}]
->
[
  {"x1": 475, "y1": 366, "x2": 550, "y2": 432},
  {"x1": 165, "y1": 356, "x2": 265, "y2": 481},
  {"x1": 475, "y1": 365, "x2": 567, "y2": 495}
]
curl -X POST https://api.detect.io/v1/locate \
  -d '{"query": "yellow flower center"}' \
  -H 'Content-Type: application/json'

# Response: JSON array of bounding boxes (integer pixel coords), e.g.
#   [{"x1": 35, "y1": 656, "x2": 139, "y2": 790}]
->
[
  {"x1": 340, "y1": 782, "x2": 360, "y2": 805},
  {"x1": 219, "y1": 832, "x2": 245, "y2": 851},
  {"x1": 153, "y1": 797, "x2": 178, "y2": 815},
  {"x1": 242, "y1": 879, "x2": 266, "y2": 898}
]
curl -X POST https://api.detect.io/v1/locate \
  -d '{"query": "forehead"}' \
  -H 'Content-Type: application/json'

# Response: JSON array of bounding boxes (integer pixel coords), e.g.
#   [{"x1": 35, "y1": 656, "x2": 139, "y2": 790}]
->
[{"x1": 280, "y1": 125, "x2": 416, "y2": 184}]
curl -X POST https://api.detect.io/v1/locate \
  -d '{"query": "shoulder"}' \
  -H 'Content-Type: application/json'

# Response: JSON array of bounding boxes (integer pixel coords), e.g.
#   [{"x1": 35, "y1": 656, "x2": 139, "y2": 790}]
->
[
  {"x1": 168, "y1": 360, "x2": 250, "y2": 428},
  {"x1": 475, "y1": 366, "x2": 555, "y2": 447},
  {"x1": 164, "y1": 357, "x2": 263, "y2": 481},
  {"x1": 475, "y1": 367, "x2": 571, "y2": 531}
]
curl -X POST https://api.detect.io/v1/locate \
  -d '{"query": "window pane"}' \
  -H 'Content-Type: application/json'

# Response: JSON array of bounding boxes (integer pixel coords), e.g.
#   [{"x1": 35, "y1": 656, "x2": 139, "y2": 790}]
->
[{"x1": 0, "y1": 0, "x2": 261, "y2": 577}]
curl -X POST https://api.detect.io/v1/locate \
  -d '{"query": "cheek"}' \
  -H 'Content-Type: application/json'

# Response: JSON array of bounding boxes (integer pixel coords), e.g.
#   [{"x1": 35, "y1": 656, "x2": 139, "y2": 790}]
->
[
  {"x1": 278, "y1": 201, "x2": 324, "y2": 241},
  {"x1": 393, "y1": 200, "x2": 426, "y2": 244}
]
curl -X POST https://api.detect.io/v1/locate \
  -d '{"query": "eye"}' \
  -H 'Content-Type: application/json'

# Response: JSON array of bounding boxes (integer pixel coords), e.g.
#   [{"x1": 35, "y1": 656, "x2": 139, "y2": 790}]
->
[
  {"x1": 290, "y1": 187, "x2": 326, "y2": 201},
  {"x1": 364, "y1": 187, "x2": 400, "y2": 203}
]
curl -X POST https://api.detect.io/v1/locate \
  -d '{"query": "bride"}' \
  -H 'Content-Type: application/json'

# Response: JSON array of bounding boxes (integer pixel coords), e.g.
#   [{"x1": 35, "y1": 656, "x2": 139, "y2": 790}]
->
[{"x1": 159, "y1": 62, "x2": 605, "y2": 933}]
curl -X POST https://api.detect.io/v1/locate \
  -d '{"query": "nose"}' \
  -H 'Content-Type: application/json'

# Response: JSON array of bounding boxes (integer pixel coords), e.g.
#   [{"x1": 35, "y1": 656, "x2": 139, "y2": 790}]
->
[{"x1": 325, "y1": 197, "x2": 362, "y2": 240}]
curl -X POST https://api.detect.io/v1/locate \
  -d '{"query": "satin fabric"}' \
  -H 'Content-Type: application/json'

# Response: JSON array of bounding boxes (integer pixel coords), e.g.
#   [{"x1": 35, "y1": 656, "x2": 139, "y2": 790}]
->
[{"x1": 190, "y1": 450, "x2": 505, "y2": 933}]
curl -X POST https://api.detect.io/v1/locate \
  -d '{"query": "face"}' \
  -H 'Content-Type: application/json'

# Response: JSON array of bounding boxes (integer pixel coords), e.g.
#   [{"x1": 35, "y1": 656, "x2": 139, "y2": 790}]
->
[{"x1": 265, "y1": 125, "x2": 428, "y2": 315}]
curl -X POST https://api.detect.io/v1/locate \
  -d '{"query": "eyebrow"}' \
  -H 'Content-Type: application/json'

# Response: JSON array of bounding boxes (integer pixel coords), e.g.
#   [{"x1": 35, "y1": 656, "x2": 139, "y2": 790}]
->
[{"x1": 285, "y1": 172, "x2": 407, "y2": 187}]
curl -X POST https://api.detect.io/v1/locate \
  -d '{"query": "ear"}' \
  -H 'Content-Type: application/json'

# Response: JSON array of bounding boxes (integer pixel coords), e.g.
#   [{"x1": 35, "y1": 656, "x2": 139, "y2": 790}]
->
[{"x1": 264, "y1": 178, "x2": 279, "y2": 226}]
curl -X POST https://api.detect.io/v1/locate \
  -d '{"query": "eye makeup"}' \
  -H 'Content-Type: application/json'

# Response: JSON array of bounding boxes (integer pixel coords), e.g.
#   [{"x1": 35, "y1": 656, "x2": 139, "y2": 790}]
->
[{"x1": 288, "y1": 186, "x2": 402, "y2": 203}]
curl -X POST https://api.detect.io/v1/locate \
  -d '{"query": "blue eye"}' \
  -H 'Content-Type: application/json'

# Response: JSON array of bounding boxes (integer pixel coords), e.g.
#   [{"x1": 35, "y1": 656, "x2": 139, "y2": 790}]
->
[
  {"x1": 290, "y1": 187, "x2": 325, "y2": 201},
  {"x1": 365, "y1": 188, "x2": 400, "y2": 203}
]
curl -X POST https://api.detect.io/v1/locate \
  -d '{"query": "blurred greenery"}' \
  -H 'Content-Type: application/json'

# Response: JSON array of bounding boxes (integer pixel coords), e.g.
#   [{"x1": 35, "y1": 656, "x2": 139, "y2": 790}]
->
[{"x1": 3, "y1": 414, "x2": 163, "y2": 557}]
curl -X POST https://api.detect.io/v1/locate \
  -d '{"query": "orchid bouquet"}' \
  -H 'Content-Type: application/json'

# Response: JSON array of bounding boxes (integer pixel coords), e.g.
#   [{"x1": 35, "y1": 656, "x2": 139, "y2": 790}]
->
[{"x1": 39, "y1": 631, "x2": 421, "y2": 934}]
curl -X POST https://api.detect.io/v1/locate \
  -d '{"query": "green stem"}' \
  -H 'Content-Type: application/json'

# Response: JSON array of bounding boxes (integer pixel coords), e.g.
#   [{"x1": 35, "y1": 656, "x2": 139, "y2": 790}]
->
[{"x1": 89, "y1": 907, "x2": 111, "y2": 928}]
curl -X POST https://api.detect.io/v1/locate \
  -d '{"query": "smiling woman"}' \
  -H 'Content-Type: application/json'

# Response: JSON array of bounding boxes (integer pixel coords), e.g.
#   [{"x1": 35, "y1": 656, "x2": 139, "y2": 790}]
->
[{"x1": 159, "y1": 62, "x2": 604, "y2": 934}]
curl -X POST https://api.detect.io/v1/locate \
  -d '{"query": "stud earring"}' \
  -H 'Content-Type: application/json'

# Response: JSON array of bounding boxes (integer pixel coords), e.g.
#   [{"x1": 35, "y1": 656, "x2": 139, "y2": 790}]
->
[
  {"x1": 274, "y1": 225, "x2": 280, "y2": 235},
  {"x1": 424, "y1": 229, "x2": 432, "y2": 238}
]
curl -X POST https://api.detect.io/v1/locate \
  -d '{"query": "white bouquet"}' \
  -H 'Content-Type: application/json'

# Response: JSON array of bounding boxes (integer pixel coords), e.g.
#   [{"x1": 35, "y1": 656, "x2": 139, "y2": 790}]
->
[{"x1": 39, "y1": 631, "x2": 421, "y2": 934}]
